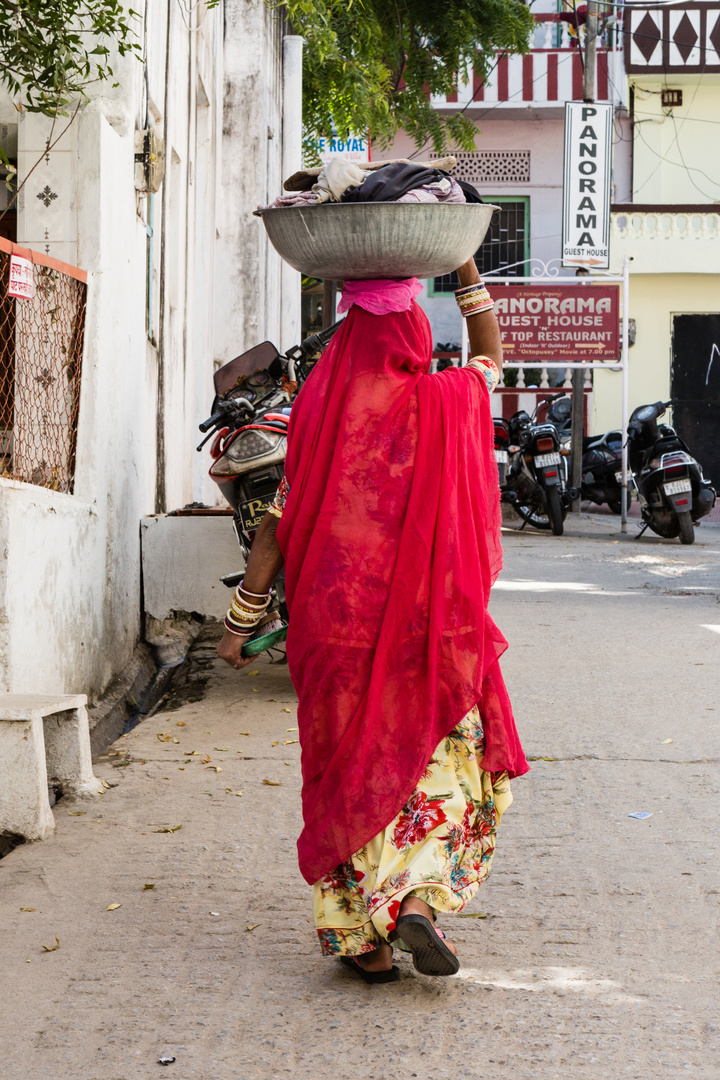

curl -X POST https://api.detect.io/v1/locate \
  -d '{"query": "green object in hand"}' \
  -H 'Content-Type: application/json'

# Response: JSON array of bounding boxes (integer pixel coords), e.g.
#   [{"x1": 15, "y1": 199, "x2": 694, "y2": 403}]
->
[{"x1": 241, "y1": 624, "x2": 289, "y2": 658}]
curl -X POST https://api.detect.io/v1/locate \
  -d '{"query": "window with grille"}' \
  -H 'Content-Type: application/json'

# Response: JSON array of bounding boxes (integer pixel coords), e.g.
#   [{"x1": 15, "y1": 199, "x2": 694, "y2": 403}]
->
[{"x1": 431, "y1": 197, "x2": 529, "y2": 292}]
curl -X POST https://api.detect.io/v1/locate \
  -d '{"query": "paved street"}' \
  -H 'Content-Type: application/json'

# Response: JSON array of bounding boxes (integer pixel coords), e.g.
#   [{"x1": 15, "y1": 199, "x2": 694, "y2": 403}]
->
[{"x1": 2, "y1": 514, "x2": 719, "y2": 1080}]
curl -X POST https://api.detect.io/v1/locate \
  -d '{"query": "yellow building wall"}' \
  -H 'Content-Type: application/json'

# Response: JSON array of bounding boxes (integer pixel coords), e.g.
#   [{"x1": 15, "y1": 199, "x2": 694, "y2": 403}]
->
[
  {"x1": 592, "y1": 273, "x2": 720, "y2": 435},
  {"x1": 631, "y1": 77, "x2": 720, "y2": 205}
]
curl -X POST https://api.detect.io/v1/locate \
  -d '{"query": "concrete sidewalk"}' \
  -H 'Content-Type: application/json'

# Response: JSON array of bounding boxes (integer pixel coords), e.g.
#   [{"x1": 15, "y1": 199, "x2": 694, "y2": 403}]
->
[{"x1": 1, "y1": 519, "x2": 719, "y2": 1079}]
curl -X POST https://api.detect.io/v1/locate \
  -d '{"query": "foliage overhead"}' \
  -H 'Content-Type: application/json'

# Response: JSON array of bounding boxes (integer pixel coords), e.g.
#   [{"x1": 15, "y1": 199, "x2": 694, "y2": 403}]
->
[
  {"x1": 0, "y1": 0, "x2": 141, "y2": 116},
  {"x1": 281, "y1": 0, "x2": 534, "y2": 158}
]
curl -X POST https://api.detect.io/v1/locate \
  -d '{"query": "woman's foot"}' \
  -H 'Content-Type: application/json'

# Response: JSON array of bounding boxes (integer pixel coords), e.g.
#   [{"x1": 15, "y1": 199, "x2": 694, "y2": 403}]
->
[
  {"x1": 352, "y1": 942, "x2": 394, "y2": 973},
  {"x1": 399, "y1": 894, "x2": 458, "y2": 957}
]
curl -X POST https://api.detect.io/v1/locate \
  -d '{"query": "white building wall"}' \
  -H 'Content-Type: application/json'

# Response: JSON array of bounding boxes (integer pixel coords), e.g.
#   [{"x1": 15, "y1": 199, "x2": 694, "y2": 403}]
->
[{"x1": 0, "y1": 2, "x2": 272, "y2": 701}]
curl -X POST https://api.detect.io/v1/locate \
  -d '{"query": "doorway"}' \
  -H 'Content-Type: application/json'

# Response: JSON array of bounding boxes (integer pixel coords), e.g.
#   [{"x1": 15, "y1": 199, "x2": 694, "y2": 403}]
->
[{"x1": 671, "y1": 314, "x2": 720, "y2": 489}]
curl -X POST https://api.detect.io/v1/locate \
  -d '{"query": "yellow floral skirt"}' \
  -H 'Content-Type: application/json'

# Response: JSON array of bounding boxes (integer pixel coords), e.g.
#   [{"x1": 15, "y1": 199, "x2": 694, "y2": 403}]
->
[{"x1": 313, "y1": 705, "x2": 512, "y2": 956}]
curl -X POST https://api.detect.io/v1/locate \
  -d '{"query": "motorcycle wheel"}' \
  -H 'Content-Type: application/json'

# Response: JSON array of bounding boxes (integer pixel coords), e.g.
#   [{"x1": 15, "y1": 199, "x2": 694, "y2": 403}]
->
[
  {"x1": 678, "y1": 513, "x2": 695, "y2": 545},
  {"x1": 546, "y1": 487, "x2": 564, "y2": 536},
  {"x1": 607, "y1": 489, "x2": 632, "y2": 516},
  {"x1": 512, "y1": 499, "x2": 552, "y2": 530}
]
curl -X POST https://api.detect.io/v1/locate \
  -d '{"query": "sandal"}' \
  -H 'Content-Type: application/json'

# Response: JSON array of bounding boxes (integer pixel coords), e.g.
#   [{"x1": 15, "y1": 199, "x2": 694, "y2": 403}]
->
[
  {"x1": 390, "y1": 914, "x2": 460, "y2": 977},
  {"x1": 339, "y1": 955, "x2": 401, "y2": 984}
]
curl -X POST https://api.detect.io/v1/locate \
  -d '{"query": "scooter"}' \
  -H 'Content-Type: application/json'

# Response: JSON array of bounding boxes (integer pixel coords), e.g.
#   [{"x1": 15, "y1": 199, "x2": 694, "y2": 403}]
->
[
  {"x1": 627, "y1": 400, "x2": 715, "y2": 545},
  {"x1": 499, "y1": 402, "x2": 574, "y2": 535},
  {"x1": 544, "y1": 394, "x2": 631, "y2": 515},
  {"x1": 197, "y1": 322, "x2": 342, "y2": 652}
]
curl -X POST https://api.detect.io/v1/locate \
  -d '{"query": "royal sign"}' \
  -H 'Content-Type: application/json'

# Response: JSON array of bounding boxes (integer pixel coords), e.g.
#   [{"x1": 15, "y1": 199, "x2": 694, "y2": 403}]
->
[
  {"x1": 562, "y1": 102, "x2": 613, "y2": 269},
  {"x1": 493, "y1": 284, "x2": 620, "y2": 361},
  {"x1": 316, "y1": 135, "x2": 369, "y2": 166}
]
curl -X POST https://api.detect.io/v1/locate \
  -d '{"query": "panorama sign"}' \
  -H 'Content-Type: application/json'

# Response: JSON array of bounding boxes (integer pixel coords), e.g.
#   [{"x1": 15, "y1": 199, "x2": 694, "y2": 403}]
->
[
  {"x1": 562, "y1": 102, "x2": 613, "y2": 269},
  {"x1": 493, "y1": 284, "x2": 620, "y2": 361}
]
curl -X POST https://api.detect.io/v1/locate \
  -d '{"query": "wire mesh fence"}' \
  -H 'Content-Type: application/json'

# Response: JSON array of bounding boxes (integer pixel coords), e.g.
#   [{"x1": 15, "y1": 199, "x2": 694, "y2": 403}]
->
[{"x1": 0, "y1": 242, "x2": 87, "y2": 493}]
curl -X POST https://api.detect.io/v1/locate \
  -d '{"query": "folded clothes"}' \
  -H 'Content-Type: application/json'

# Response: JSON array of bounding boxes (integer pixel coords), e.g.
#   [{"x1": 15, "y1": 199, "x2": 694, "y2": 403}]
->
[{"x1": 258, "y1": 157, "x2": 476, "y2": 212}]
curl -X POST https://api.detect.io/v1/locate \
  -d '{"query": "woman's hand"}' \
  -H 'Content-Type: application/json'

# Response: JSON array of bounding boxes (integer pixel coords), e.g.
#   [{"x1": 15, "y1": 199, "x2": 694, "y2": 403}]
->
[{"x1": 217, "y1": 630, "x2": 254, "y2": 670}]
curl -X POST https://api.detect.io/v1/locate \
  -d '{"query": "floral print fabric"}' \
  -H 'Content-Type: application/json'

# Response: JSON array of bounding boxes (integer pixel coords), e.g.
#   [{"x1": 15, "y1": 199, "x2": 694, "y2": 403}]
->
[{"x1": 313, "y1": 706, "x2": 512, "y2": 956}]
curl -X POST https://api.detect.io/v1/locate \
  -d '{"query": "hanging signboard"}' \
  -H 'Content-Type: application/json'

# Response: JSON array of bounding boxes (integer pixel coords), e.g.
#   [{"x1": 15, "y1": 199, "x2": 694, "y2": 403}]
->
[
  {"x1": 493, "y1": 283, "x2": 620, "y2": 360},
  {"x1": 7, "y1": 253, "x2": 35, "y2": 299},
  {"x1": 316, "y1": 135, "x2": 370, "y2": 166},
  {"x1": 562, "y1": 102, "x2": 613, "y2": 269}
]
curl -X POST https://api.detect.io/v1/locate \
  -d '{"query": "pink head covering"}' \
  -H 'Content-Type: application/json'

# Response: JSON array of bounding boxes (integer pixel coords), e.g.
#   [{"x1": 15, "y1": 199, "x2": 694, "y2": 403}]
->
[{"x1": 337, "y1": 278, "x2": 423, "y2": 316}]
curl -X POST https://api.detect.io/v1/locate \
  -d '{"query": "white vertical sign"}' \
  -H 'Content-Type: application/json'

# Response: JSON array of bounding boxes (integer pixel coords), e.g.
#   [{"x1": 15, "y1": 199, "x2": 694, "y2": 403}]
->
[{"x1": 562, "y1": 102, "x2": 613, "y2": 269}]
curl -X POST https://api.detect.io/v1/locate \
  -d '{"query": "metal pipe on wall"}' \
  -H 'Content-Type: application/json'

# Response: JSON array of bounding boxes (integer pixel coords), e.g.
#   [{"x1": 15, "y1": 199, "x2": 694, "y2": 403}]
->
[{"x1": 280, "y1": 34, "x2": 304, "y2": 352}]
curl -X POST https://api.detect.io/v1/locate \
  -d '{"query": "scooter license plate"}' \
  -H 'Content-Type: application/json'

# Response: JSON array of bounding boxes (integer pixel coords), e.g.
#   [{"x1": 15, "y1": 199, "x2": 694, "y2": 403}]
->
[
  {"x1": 664, "y1": 478, "x2": 692, "y2": 496},
  {"x1": 239, "y1": 496, "x2": 273, "y2": 531},
  {"x1": 534, "y1": 452, "x2": 561, "y2": 468},
  {"x1": 495, "y1": 450, "x2": 508, "y2": 464}
]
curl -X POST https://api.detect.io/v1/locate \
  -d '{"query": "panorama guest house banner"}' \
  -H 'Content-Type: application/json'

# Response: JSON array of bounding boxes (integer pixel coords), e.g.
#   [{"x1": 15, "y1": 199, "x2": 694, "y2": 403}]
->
[
  {"x1": 493, "y1": 284, "x2": 620, "y2": 361},
  {"x1": 562, "y1": 102, "x2": 613, "y2": 269}
]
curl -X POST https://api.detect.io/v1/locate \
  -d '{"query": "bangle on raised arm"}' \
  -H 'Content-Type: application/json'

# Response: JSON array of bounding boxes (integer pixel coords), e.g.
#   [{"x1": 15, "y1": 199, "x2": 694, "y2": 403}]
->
[
  {"x1": 453, "y1": 282, "x2": 494, "y2": 318},
  {"x1": 467, "y1": 355, "x2": 500, "y2": 393}
]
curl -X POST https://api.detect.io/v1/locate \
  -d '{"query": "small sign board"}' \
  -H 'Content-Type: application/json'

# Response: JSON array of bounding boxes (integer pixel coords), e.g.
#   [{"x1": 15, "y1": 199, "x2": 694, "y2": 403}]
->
[
  {"x1": 562, "y1": 102, "x2": 613, "y2": 269},
  {"x1": 316, "y1": 135, "x2": 370, "y2": 166},
  {"x1": 493, "y1": 283, "x2": 620, "y2": 361},
  {"x1": 7, "y1": 254, "x2": 35, "y2": 299}
]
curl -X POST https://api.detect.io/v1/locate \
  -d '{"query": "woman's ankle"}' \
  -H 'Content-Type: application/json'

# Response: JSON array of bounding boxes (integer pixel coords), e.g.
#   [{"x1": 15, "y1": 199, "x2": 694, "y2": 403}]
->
[{"x1": 399, "y1": 893, "x2": 434, "y2": 921}]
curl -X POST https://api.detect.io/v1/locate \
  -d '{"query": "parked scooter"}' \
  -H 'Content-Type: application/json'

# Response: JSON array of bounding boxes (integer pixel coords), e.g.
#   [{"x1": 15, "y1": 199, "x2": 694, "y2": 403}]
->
[
  {"x1": 544, "y1": 393, "x2": 631, "y2": 515},
  {"x1": 627, "y1": 400, "x2": 715, "y2": 544},
  {"x1": 197, "y1": 321, "x2": 342, "y2": 652},
  {"x1": 498, "y1": 401, "x2": 575, "y2": 535}
]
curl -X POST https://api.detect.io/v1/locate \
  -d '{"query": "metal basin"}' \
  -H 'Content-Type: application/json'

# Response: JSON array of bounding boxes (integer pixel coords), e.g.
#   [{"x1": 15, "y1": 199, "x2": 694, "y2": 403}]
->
[{"x1": 257, "y1": 202, "x2": 499, "y2": 280}]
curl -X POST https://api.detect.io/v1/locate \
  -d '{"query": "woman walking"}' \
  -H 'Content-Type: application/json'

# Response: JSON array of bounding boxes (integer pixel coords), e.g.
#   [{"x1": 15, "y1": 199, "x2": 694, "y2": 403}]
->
[{"x1": 218, "y1": 258, "x2": 528, "y2": 980}]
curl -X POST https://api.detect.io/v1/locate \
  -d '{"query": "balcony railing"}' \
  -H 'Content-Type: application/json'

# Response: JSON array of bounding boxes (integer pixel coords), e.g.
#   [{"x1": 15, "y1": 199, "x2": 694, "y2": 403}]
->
[
  {"x1": 610, "y1": 205, "x2": 720, "y2": 273},
  {"x1": 431, "y1": 14, "x2": 624, "y2": 109}
]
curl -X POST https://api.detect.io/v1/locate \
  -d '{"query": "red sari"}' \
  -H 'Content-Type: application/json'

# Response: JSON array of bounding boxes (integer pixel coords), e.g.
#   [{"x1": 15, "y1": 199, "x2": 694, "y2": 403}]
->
[{"x1": 275, "y1": 303, "x2": 528, "y2": 885}]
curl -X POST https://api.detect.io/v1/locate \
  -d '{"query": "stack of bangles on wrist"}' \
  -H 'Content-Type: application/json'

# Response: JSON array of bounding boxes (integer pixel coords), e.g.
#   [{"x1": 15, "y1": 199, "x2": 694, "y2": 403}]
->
[
  {"x1": 454, "y1": 282, "x2": 494, "y2": 318},
  {"x1": 224, "y1": 580, "x2": 271, "y2": 638},
  {"x1": 467, "y1": 355, "x2": 501, "y2": 392}
]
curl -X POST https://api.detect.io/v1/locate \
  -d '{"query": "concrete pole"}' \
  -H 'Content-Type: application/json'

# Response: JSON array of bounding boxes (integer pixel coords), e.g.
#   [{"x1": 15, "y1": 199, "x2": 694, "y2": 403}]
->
[
  {"x1": 571, "y1": 0, "x2": 600, "y2": 512},
  {"x1": 281, "y1": 35, "x2": 304, "y2": 352}
]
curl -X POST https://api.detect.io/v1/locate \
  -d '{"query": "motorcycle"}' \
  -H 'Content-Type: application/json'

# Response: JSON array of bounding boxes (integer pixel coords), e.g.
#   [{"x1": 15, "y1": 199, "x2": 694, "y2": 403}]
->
[
  {"x1": 627, "y1": 400, "x2": 715, "y2": 545},
  {"x1": 498, "y1": 399, "x2": 575, "y2": 535},
  {"x1": 197, "y1": 321, "x2": 342, "y2": 652},
  {"x1": 544, "y1": 393, "x2": 631, "y2": 516}
]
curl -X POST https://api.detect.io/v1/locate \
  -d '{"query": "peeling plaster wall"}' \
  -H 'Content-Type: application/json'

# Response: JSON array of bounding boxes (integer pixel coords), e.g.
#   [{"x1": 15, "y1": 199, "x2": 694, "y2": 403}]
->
[
  {"x1": 0, "y1": 3, "x2": 228, "y2": 700},
  {"x1": 213, "y1": 3, "x2": 288, "y2": 363}
]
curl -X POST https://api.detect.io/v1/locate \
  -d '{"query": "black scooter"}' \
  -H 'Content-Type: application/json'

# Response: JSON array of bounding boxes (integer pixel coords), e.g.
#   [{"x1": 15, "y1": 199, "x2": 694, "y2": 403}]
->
[
  {"x1": 499, "y1": 402, "x2": 574, "y2": 535},
  {"x1": 628, "y1": 400, "x2": 715, "y2": 545},
  {"x1": 545, "y1": 394, "x2": 631, "y2": 515}
]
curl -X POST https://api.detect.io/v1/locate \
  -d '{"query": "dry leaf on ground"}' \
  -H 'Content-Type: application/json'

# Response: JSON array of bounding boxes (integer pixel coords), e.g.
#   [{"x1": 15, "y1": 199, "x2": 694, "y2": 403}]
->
[
  {"x1": 283, "y1": 739, "x2": 298, "y2": 745},
  {"x1": 661, "y1": 738, "x2": 673, "y2": 744},
  {"x1": 282, "y1": 708, "x2": 291, "y2": 713},
  {"x1": 176, "y1": 721, "x2": 185, "y2": 726},
  {"x1": 213, "y1": 747, "x2": 230, "y2": 752},
  {"x1": 205, "y1": 765, "x2": 222, "y2": 773},
  {"x1": 41, "y1": 935, "x2": 60, "y2": 952},
  {"x1": 143, "y1": 884, "x2": 155, "y2": 890},
  {"x1": 457, "y1": 912, "x2": 488, "y2": 919},
  {"x1": 67, "y1": 810, "x2": 87, "y2": 816},
  {"x1": 20, "y1": 907, "x2": 35, "y2": 912},
  {"x1": 106, "y1": 903, "x2": 122, "y2": 911},
  {"x1": 262, "y1": 779, "x2": 282, "y2": 786},
  {"x1": 225, "y1": 788, "x2": 243, "y2": 796},
  {"x1": 245, "y1": 923, "x2": 260, "y2": 932},
  {"x1": 244, "y1": 671, "x2": 259, "y2": 677},
  {"x1": 153, "y1": 825, "x2": 182, "y2": 833},
  {"x1": 200, "y1": 755, "x2": 211, "y2": 764}
]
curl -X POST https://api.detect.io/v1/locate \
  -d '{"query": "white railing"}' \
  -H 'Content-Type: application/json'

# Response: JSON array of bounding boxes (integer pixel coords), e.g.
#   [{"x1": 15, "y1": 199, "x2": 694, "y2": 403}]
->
[{"x1": 611, "y1": 211, "x2": 720, "y2": 242}]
